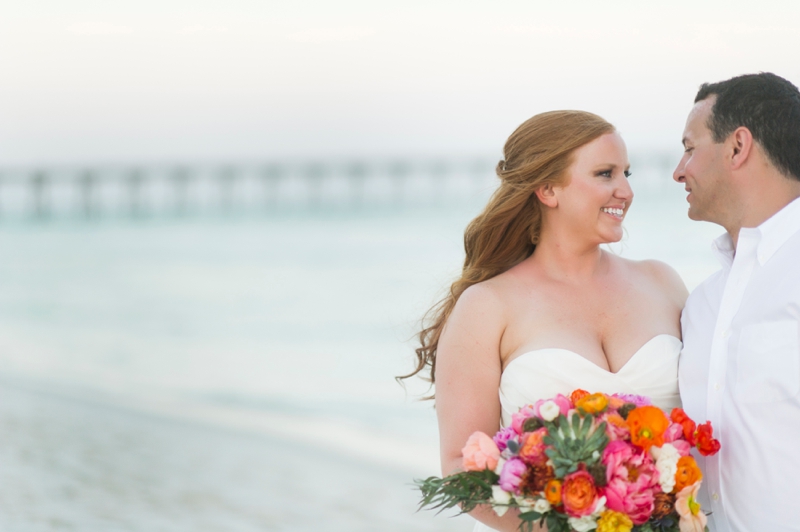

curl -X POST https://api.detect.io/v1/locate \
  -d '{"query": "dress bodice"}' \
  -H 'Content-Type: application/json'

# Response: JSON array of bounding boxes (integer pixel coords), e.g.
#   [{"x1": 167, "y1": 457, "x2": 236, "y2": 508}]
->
[
  {"x1": 473, "y1": 334, "x2": 682, "y2": 532},
  {"x1": 499, "y1": 334, "x2": 682, "y2": 427}
]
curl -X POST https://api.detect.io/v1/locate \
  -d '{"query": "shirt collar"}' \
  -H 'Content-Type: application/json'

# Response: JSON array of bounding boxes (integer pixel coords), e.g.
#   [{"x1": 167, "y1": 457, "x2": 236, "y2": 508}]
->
[
  {"x1": 711, "y1": 195, "x2": 800, "y2": 268},
  {"x1": 755, "y1": 195, "x2": 800, "y2": 265},
  {"x1": 712, "y1": 232, "x2": 735, "y2": 269}
]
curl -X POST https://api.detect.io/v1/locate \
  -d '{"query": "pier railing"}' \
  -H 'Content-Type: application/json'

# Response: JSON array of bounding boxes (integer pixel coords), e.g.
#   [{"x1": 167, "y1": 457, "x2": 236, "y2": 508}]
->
[{"x1": 0, "y1": 154, "x2": 678, "y2": 219}]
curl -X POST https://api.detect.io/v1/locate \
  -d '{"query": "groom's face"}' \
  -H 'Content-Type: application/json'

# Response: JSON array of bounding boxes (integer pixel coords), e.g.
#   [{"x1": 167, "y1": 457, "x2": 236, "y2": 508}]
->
[{"x1": 674, "y1": 97, "x2": 730, "y2": 223}]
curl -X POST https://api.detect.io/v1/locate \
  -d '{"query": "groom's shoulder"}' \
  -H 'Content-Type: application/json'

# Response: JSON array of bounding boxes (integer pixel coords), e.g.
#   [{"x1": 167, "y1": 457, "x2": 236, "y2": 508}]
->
[{"x1": 684, "y1": 268, "x2": 725, "y2": 311}]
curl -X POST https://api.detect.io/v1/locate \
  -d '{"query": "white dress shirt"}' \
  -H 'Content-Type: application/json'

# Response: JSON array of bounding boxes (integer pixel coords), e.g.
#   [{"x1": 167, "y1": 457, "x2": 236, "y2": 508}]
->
[{"x1": 680, "y1": 196, "x2": 800, "y2": 532}]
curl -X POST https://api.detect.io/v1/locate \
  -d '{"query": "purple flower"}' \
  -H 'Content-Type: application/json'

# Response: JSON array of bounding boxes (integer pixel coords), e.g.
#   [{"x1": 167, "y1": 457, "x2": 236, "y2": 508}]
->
[
  {"x1": 498, "y1": 458, "x2": 527, "y2": 493},
  {"x1": 611, "y1": 393, "x2": 651, "y2": 407},
  {"x1": 493, "y1": 426, "x2": 516, "y2": 452}
]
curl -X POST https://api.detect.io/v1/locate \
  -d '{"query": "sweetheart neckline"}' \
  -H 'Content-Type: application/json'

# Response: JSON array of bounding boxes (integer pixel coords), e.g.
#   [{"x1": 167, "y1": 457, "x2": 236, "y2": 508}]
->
[{"x1": 502, "y1": 334, "x2": 682, "y2": 377}]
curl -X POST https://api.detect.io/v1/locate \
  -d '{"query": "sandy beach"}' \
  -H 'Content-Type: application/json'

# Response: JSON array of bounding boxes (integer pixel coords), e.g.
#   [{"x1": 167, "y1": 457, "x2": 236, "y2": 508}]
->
[{"x1": 0, "y1": 379, "x2": 471, "y2": 532}]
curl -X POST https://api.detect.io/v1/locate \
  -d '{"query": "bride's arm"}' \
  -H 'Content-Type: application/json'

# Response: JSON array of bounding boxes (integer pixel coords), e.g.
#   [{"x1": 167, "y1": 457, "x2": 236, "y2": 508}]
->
[{"x1": 435, "y1": 283, "x2": 545, "y2": 532}]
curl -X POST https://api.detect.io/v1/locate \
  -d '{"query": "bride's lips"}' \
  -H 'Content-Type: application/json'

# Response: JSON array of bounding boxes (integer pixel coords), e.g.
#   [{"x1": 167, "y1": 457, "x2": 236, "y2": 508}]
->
[{"x1": 601, "y1": 206, "x2": 625, "y2": 221}]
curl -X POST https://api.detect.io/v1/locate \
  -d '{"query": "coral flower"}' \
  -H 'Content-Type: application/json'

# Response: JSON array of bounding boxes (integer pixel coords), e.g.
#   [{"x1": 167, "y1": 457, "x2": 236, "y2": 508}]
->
[
  {"x1": 673, "y1": 456, "x2": 702, "y2": 493},
  {"x1": 694, "y1": 422, "x2": 721, "y2": 456},
  {"x1": 602, "y1": 411, "x2": 631, "y2": 441},
  {"x1": 545, "y1": 479, "x2": 562, "y2": 506},
  {"x1": 576, "y1": 393, "x2": 610, "y2": 415},
  {"x1": 670, "y1": 408, "x2": 697, "y2": 445},
  {"x1": 461, "y1": 432, "x2": 500, "y2": 471},
  {"x1": 596, "y1": 510, "x2": 634, "y2": 532},
  {"x1": 570, "y1": 389, "x2": 590, "y2": 405},
  {"x1": 561, "y1": 470, "x2": 600, "y2": 517},
  {"x1": 519, "y1": 428, "x2": 548, "y2": 465},
  {"x1": 626, "y1": 406, "x2": 670, "y2": 451},
  {"x1": 675, "y1": 482, "x2": 707, "y2": 532}
]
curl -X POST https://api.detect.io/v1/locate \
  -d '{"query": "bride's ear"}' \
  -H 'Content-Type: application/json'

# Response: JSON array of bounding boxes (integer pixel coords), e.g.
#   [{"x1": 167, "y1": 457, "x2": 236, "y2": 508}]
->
[{"x1": 535, "y1": 183, "x2": 558, "y2": 208}]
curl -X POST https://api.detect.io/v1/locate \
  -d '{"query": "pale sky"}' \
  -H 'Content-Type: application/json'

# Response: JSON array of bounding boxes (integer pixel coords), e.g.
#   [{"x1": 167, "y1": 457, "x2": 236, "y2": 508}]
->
[{"x1": 1, "y1": 0, "x2": 799, "y2": 164}]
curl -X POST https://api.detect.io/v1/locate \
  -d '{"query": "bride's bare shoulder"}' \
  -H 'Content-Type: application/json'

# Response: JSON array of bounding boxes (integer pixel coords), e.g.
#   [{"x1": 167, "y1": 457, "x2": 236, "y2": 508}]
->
[{"x1": 618, "y1": 256, "x2": 688, "y2": 304}]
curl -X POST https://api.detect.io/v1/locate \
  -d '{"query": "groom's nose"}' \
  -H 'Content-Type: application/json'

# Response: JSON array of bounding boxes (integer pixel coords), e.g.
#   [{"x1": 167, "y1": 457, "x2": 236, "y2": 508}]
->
[{"x1": 673, "y1": 156, "x2": 687, "y2": 183}]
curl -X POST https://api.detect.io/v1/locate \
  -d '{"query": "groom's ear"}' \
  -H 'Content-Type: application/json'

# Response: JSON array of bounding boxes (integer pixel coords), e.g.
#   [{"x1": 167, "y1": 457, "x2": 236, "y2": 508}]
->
[
  {"x1": 535, "y1": 183, "x2": 558, "y2": 207},
  {"x1": 729, "y1": 126, "x2": 754, "y2": 171}
]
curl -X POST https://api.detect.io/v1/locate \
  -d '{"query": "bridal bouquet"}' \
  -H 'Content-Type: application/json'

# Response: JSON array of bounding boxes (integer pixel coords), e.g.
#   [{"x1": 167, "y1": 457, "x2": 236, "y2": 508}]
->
[{"x1": 417, "y1": 390, "x2": 720, "y2": 532}]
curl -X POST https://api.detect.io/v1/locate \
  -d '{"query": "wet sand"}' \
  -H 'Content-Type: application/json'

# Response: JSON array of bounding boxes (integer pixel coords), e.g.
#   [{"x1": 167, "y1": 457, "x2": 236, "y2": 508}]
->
[{"x1": 0, "y1": 380, "x2": 471, "y2": 531}]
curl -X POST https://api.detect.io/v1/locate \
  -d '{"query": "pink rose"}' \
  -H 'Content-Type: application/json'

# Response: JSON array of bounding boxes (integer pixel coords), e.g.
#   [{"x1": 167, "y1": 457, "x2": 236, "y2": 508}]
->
[
  {"x1": 664, "y1": 422, "x2": 684, "y2": 443},
  {"x1": 601, "y1": 440, "x2": 659, "y2": 524},
  {"x1": 498, "y1": 457, "x2": 527, "y2": 493},
  {"x1": 511, "y1": 405, "x2": 537, "y2": 435},
  {"x1": 462, "y1": 432, "x2": 500, "y2": 472}
]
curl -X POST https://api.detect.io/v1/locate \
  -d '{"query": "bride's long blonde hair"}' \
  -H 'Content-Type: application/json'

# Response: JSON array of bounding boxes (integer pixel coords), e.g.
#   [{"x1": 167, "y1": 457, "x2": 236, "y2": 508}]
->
[{"x1": 399, "y1": 110, "x2": 615, "y2": 396}]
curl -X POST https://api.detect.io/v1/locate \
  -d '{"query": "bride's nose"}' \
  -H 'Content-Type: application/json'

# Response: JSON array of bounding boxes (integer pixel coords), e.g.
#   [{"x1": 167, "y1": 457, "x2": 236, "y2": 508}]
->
[{"x1": 614, "y1": 175, "x2": 634, "y2": 202}]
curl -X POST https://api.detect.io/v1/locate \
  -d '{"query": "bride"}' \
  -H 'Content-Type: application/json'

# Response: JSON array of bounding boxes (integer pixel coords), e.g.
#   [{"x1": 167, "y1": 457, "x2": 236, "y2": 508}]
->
[{"x1": 402, "y1": 111, "x2": 688, "y2": 531}]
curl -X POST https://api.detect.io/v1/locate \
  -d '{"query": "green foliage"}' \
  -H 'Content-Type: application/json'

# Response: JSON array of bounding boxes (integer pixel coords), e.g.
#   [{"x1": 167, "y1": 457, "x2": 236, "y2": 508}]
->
[
  {"x1": 618, "y1": 403, "x2": 637, "y2": 420},
  {"x1": 544, "y1": 511, "x2": 570, "y2": 532},
  {"x1": 633, "y1": 514, "x2": 680, "y2": 532},
  {"x1": 415, "y1": 470, "x2": 499, "y2": 514},
  {"x1": 518, "y1": 510, "x2": 544, "y2": 532},
  {"x1": 543, "y1": 414, "x2": 609, "y2": 478},
  {"x1": 522, "y1": 417, "x2": 543, "y2": 432}
]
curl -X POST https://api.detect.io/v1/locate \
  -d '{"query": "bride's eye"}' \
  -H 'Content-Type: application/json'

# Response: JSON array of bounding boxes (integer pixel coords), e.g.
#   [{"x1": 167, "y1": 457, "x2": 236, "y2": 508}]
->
[
  {"x1": 624, "y1": 170, "x2": 632, "y2": 178},
  {"x1": 597, "y1": 169, "x2": 613, "y2": 178}
]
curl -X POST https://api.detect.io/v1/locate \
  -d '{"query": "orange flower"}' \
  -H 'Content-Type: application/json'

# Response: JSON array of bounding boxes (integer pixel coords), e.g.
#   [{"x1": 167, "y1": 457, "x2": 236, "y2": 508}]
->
[
  {"x1": 570, "y1": 389, "x2": 590, "y2": 405},
  {"x1": 519, "y1": 428, "x2": 548, "y2": 466},
  {"x1": 545, "y1": 479, "x2": 562, "y2": 506},
  {"x1": 576, "y1": 393, "x2": 610, "y2": 415},
  {"x1": 694, "y1": 422, "x2": 721, "y2": 456},
  {"x1": 561, "y1": 470, "x2": 599, "y2": 517},
  {"x1": 674, "y1": 456, "x2": 703, "y2": 493},
  {"x1": 670, "y1": 408, "x2": 697, "y2": 445},
  {"x1": 626, "y1": 406, "x2": 670, "y2": 451}
]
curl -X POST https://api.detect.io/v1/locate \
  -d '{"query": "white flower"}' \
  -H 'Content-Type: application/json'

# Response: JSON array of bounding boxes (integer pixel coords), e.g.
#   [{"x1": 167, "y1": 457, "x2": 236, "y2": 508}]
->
[
  {"x1": 592, "y1": 496, "x2": 607, "y2": 516},
  {"x1": 539, "y1": 400, "x2": 560, "y2": 421},
  {"x1": 532, "y1": 498, "x2": 551, "y2": 514},
  {"x1": 490, "y1": 486, "x2": 513, "y2": 517},
  {"x1": 567, "y1": 514, "x2": 598, "y2": 532},
  {"x1": 515, "y1": 497, "x2": 537, "y2": 513},
  {"x1": 493, "y1": 457, "x2": 506, "y2": 476},
  {"x1": 651, "y1": 443, "x2": 680, "y2": 494}
]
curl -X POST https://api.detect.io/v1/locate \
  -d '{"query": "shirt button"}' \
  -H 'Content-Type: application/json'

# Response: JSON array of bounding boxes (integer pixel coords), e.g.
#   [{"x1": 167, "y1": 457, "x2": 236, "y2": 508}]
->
[
  {"x1": 714, "y1": 382, "x2": 721, "y2": 391},
  {"x1": 712, "y1": 492, "x2": 719, "y2": 501}
]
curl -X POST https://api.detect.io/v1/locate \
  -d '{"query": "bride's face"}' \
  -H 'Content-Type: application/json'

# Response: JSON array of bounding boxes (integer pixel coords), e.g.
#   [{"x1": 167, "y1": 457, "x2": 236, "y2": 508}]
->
[{"x1": 550, "y1": 132, "x2": 633, "y2": 244}]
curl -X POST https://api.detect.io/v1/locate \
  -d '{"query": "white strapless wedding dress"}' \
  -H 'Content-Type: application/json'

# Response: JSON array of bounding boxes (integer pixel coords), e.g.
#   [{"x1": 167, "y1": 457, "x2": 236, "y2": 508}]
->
[{"x1": 473, "y1": 334, "x2": 682, "y2": 532}]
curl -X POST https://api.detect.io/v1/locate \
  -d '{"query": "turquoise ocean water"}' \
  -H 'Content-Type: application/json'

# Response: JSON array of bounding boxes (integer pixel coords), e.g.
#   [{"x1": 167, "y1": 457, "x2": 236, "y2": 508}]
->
[{"x1": 0, "y1": 173, "x2": 722, "y2": 481}]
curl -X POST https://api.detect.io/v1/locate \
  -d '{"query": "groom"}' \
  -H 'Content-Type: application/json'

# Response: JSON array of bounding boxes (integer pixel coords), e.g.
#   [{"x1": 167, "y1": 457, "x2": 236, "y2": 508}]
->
[{"x1": 674, "y1": 72, "x2": 800, "y2": 532}]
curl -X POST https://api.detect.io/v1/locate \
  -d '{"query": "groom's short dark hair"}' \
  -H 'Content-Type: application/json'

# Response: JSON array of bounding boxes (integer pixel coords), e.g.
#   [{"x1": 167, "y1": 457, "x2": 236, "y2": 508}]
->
[{"x1": 696, "y1": 72, "x2": 800, "y2": 180}]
